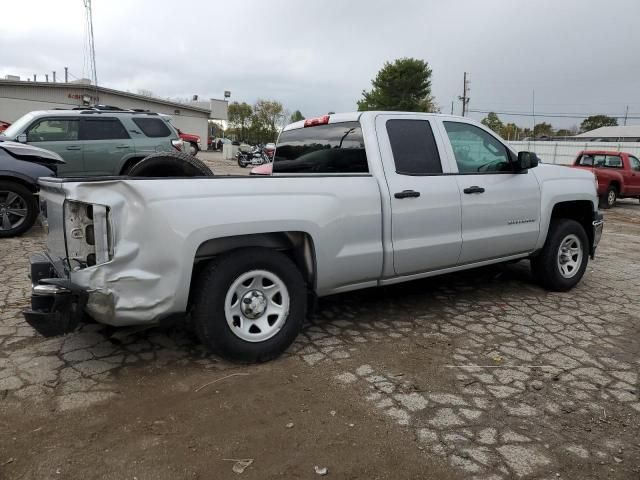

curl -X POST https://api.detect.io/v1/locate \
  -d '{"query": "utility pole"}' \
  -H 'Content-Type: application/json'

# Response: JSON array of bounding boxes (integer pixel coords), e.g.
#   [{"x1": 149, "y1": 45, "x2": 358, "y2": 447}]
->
[
  {"x1": 33, "y1": 74, "x2": 36, "y2": 82},
  {"x1": 64, "y1": 67, "x2": 68, "y2": 83},
  {"x1": 624, "y1": 105, "x2": 629, "y2": 126},
  {"x1": 451, "y1": 101, "x2": 454, "y2": 115},
  {"x1": 45, "y1": 74, "x2": 49, "y2": 82},
  {"x1": 532, "y1": 89, "x2": 536, "y2": 136},
  {"x1": 52, "y1": 71, "x2": 56, "y2": 83},
  {"x1": 458, "y1": 72, "x2": 470, "y2": 116}
]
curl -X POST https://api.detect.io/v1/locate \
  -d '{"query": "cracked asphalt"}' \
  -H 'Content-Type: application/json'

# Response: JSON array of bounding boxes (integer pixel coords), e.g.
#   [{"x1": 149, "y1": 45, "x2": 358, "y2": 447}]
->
[{"x1": 0, "y1": 163, "x2": 639, "y2": 479}]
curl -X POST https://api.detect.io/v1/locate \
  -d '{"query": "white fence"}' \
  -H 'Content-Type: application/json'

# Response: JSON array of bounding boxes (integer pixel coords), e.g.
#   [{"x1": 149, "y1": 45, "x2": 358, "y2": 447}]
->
[{"x1": 508, "y1": 141, "x2": 640, "y2": 165}]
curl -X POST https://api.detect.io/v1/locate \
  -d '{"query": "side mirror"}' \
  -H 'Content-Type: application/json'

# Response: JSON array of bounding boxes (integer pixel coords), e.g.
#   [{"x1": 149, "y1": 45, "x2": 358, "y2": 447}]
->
[
  {"x1": 16, "y1": 133, "x2": 28, "y2": 143},
  {"x1": 516, "y1": 151, "x2": 539, "y2": 170}
]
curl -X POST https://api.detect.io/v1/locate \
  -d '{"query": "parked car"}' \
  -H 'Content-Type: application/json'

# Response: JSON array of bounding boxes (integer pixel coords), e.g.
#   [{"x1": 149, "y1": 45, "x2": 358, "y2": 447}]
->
[
  {"x1": 0, "y1": 121, "x2": 10, "y2": 133},
  {"x1": 569, "y1": 150, "x2": 640, "y2": 208},
  {"x1": 24, "y1": 112, "x2": 603, "y2": 362},
  {"x1": 174, "y1": 128, "x2": 201, "y2": 156},
  {"x1": 250, "y1": 163, "x2": 273, "y2": 175},
  {"x1": 0, "y1": 108, "x2": 184, "y2": 176},
  {"x1": 0, "y1": 140, "x2": 64, "y2": 237}
]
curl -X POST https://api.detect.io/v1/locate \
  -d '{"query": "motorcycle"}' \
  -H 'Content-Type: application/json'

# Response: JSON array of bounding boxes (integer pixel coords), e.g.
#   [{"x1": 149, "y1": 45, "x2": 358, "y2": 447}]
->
[{"x1": 237, "y1": 146, "x2": 270, "y2": 168}]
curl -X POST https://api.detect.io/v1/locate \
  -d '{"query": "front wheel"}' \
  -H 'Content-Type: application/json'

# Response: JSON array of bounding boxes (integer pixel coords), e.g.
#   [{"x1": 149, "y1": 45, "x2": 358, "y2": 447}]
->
[
  {"x1": 237, "y1": 156, "x2": 248, "y2": 168},
  {"x1": 0, "y1": 181, "x2": 38, "y2": 238},
  {"x1": 530, "y1": 219, "x2": 589, "y2": 291},
  {"x1": 188, "y1": 142, "x2": 199, "y2": 156},
  {"x1": 191, "y1": 248, "x2": 307, "y2": 362}
]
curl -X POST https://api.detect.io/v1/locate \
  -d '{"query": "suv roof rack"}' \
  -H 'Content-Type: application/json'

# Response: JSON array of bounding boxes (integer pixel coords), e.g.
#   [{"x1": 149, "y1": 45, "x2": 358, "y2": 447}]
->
[{"x1": 72, "y1": 105, "x2": 159, "y2": 116}]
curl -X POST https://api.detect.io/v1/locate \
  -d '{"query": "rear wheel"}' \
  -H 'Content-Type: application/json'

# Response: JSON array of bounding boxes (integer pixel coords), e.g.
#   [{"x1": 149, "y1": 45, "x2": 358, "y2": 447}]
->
[
  {"x1": 531, "y1": 219, "x2": 589, "y2": 291},
  {"x1": 0, "y1": 181, "x2": 38, "y2": 238},
  {"x1": 191, "y1": 248, "x2": 307, "y2": 362},
  {"x1": 600, "y1": 185, "x2": 617, "y2": 209},
  {"x1": 127, "y1": 151, "x2": 212, "y2": 177}
]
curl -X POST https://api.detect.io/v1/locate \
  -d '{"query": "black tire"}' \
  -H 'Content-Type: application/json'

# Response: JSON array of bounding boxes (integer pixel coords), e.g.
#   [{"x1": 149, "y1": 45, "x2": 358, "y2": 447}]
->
[
  {"x1": 191, "y1": 248, "x2": 307, "y2": 363},
  {"x1": 127, "y1": 151, "x2": 213, "y2": 177},
  {"x1": 237, "y1": 156, "x2": 248, "y2": 168},
  {"x1": 188, "y1": 142, "x2": 199, "y2": 156},
  {"x1": 0, "y1": 181, "x2": 38, "y2": 238},
  {"x1": 530, "y1": 219, "x2": 589, "y2": 291},
  {"x1": 599, "y1": 184, "x2": 617, "y2": 209}
]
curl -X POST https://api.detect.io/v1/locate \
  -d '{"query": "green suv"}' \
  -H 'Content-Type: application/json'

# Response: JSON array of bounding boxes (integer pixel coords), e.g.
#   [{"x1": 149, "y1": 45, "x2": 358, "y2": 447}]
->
[{"x1": 0, "y1": 108, "x2": 183, "y2": 176}]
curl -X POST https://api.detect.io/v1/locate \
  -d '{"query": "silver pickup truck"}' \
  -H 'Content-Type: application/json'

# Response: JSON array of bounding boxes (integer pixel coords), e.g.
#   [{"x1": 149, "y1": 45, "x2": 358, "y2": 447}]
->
[{"x1": 24, "y1": 112, "x2": 604, "y2": 362}]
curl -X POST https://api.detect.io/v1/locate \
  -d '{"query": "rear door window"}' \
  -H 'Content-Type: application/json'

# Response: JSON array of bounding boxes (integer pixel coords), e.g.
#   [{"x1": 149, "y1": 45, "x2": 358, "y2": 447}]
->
[
  {"x1": 80, "y1": 118, "x2": 130, "y2": 140},
  {"x1": 274, "y1": 122, "x2": 368, "y2": 174},
  {"x1": 629, "y1": 155, "x2": 640, "y2": 171},
  {"x1": 132, "y1": 117, "x2": 172, "y2": 138},
  {"x1": 386, "y1": 119, "x2": 442, "y2": 175}
]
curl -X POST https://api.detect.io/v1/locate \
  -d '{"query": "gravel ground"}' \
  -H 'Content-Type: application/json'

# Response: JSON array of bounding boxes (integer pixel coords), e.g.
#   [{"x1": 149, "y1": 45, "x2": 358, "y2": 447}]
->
[{"x1": 0, "y1": 166, "x2": 638, "y2": 479}]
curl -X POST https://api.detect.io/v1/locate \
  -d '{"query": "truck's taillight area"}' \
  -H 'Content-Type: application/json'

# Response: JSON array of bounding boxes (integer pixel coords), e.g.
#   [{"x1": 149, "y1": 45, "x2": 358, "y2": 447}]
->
[
  {"x1": 304, "y1": 115, "x2": 330, "y2": 127},
  {"x1": 171, "y1": 138, "x2": 184, "y2": 151},
  {"x1": 64, "y1": 200, "x2": 112, "y2": 269}
]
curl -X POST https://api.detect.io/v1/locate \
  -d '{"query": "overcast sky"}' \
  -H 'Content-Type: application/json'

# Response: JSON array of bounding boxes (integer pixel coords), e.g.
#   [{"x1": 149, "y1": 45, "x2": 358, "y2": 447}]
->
[{"x1": 2, "y1": 0, "x2": 639, "y2": 128}]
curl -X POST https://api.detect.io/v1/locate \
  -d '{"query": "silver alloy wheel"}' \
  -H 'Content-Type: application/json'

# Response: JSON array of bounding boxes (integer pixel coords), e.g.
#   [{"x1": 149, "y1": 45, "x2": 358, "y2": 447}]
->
[
  {"x1": 189, "y1": 144, "x2": 197, "y2": 156},
  {"x1": 557, "y1": 234, "x2": 583, "y2": 279},
  {"x1": 608, "y1": 189, "x2": 616, "y2": 206},
  {"x1": 0, "y1": 190, "x2": 28, "y2": 231},
  {"x1": 224, "y1": 269, "x2": 290, "y2": 342}
]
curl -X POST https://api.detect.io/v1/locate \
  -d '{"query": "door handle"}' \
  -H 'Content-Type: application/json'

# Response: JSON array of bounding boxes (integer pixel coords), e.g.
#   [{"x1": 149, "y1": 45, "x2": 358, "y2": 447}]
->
[
  {"x1": 394, "y1": 190, "x2": 421, "y2": 199},
  {"x1": 66, "y1": 146, "x2": 81, "y2": 151},
  {"x1": 463, "y1": 186, "x2": 485, "y2": 194},
  {"x1": 116, "y1": 145, "x2": 130, "y2": 149}
]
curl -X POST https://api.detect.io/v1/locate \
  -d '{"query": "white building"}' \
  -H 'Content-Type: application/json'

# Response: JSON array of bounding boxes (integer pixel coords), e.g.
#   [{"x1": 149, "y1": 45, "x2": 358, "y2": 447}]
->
[{"x1": 0, "y1": 79, "x2": 228, "y2": 144}]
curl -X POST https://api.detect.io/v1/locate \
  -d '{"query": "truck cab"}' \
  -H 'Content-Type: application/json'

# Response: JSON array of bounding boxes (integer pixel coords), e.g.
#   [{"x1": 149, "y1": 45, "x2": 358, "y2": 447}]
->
[{"x1": 571, "y1": 150, "x2": 640, "y2": 208}]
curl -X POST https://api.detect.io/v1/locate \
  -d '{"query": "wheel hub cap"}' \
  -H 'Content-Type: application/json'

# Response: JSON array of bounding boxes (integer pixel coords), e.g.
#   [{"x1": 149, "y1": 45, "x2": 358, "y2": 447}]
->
[
  {"x1": 224, "y1": 270, "x2": 290, "y2": 343},
  {"x1": 557, "y1": 234, "x2": 583, "y2": 279},
  {"x1": 241, "y1": 290, "x2": 267, "y2": 319}
]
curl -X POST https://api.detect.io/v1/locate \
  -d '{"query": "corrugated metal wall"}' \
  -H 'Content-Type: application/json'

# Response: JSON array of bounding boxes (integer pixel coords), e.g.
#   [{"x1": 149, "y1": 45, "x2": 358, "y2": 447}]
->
[{"x1": 509, "y1": 141, "x2": 640, "y2": 165}]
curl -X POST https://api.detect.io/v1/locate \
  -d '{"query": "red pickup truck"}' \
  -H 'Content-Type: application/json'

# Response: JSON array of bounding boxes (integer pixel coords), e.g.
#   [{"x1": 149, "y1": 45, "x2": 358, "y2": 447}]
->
[
  {"x1": 571, "y1": 150, "x2": 640, "y2": 208},
  {"x1": 175, "y1": 128, "x2": 202, "y2": 156}
]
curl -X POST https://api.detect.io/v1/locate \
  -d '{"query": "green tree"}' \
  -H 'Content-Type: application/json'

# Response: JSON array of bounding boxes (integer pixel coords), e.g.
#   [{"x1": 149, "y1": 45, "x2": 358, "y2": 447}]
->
[
  {"x1": 227, "y1": 102, "x2": 253, "y2": 141},
  {"x1": 289, "y1": 110, "x2": 305, "y2": 123},
  {"x1": 248, "y1": 99, "x2": 285, "y2": 143},
  {"x1": 580, "y1": 115, "x2": 618, "y2": 132},
  {"x1": 500, "y1": 123, "x2": 522, "y2": 140},
  {"x1": 534, "y1": 122, "x2": 554, "y2": 137},
  {"x1": 357, "y1": 58, "x2": 438, "y2": 112},
  {"x1": 554, "y1": 129, "x2": 573, "y2": 137},
  {"x1": 481, "y1": 112, "x2": 504, "y2": 134}
]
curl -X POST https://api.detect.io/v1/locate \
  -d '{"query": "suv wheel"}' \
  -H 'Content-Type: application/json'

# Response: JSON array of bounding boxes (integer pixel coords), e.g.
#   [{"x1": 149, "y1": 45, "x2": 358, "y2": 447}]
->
[
  {"x1": 530, "y1": 219, "x2": 589, "y2": 291},
  {"x1": 0, "y1": 181, "x2": 38, "y2": 238},
  {"x1": 191, "y1": 248, "x2": 307, "y2": 363},
  {"x1": 188, "y1": 142, "x2": 199, "y2": 156}
]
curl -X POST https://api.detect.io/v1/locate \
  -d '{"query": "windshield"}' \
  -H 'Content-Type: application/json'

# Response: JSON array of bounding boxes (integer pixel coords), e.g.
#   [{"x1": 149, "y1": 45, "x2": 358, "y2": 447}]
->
[{"x1": 1, "y1": 112, "x2": 36, "y2": 138}]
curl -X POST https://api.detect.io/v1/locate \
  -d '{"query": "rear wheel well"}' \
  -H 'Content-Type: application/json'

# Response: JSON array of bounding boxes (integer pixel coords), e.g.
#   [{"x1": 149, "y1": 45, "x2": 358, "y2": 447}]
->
[
  {"x1": 189, "y1": 232, "x2": 316, "y2": 304},
  {"x1": 119, "y1": 157, "x2": 145, "y2": 175},
  {"x1": 550, "y1": 200, "x2": 594, "y2": 249}
]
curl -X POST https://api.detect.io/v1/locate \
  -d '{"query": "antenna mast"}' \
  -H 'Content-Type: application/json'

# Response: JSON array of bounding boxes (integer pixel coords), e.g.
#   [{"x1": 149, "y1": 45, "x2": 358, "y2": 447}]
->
[{"x1": 83, "y1": 0, "x2": 99, "y2": 101}]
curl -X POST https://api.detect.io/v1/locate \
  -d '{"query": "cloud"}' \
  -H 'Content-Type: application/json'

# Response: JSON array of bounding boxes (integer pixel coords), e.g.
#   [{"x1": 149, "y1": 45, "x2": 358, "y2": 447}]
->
[{"x1": 2, "y1": 0, "x2": 639, "y2": 126}]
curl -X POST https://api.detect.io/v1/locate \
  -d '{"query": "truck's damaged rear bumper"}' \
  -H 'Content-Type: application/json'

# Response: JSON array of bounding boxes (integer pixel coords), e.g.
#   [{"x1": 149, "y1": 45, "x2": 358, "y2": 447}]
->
[{"x1": 22, "y1": 253, "x2": 87, "y2": 337}]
